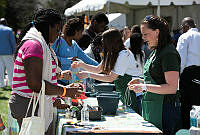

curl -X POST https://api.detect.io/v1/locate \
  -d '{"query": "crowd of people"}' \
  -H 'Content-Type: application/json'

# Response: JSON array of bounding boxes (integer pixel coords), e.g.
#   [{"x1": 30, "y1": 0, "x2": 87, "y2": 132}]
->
[{"x1": 0, "y1": 7, "x2": 200, "y2": 135}]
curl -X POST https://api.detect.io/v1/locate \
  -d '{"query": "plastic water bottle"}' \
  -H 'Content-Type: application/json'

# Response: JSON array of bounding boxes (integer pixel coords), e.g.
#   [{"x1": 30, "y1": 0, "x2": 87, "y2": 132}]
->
[
  {"x1": 70, "y1": 68, "x2": 79, "y2": 84},
  {"x1": 65, "y1": 108, "x2": 71, "y2": 119},
  {"x1": 66, "y1": 97, "x2": 72, "y2": 106},
  {"x1": 197, "y1": 115, "x2": 200, "y2": 128},
  {"x1": 190, "y1": 107, "x2": 197, "y2": 127},
  {"x1": 197, "y1": 108, "x2": 200, "y2": 128},
  {"x1": 81, "y1": 102, "x2": 89, "y2": 125}
]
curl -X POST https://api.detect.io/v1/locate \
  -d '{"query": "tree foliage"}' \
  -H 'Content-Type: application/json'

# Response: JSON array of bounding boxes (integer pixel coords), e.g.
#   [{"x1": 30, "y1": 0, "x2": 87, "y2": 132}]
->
[
  {"x1": 45, "y1": 0, "x2": 81, "y2": 14},
  {"x1": 1, "y1": 0, "x2": 80, "y2": 32},
  {"x1": 0, "y1": 0, "x2": 7, "y2": 17},
  {"x1": 5, "y1": 0, "x2": 37, "y2": 32}
]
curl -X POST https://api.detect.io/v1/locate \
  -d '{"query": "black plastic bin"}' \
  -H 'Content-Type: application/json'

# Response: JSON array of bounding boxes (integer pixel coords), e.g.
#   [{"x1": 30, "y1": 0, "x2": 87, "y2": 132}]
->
[
  {"x1": 93, "y1": 83, "x2": 115, "y2": 92},
  {"x1": 97, "y1": 92, "x2": 120, "y2": 115}
]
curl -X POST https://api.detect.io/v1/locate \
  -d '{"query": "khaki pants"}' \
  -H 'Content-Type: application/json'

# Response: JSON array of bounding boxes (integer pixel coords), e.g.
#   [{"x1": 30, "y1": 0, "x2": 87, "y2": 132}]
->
[{"x1": 0, "y1": 55, "x2": 14, "y2": 87}]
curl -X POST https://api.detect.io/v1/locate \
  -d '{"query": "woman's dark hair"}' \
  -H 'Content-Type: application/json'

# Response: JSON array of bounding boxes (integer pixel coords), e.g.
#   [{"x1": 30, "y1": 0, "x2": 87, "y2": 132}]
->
[
  {"x1": 129, "y1": 33, "x2": 144, "y2": 65},
  {"x1": 15, "y1": 8, "x2": 62, "y2": 59},
  {"x1": 141, "y1": 15, "x2": 172, "y2": 50},
  {"x1": 131, "y1": 25, "x2": 141, "y2": 34},
  {"x1": 102, "y1": 28, "x2": 125, "y2": 74},
  {"x1": 62, "y1": 18, "x2": 84, "y2": 37}
]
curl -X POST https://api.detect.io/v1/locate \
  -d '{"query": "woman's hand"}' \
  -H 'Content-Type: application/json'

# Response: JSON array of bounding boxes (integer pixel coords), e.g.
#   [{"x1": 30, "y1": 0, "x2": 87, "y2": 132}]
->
[
  {"x1": 76, "y1": 71, "x2": 89, "y2": 79},
  {"x1": 53, "y1": 98, "x2": 70, "y2": 109},
  {"x1": 128, "y1": 78, "x2": 144, "y2": 93},
  {"x1": 71, "y1": 61, "x2": 81, "y2": 69},
  {"x1": 60, "y1": 70, "x2": 72, "y2": 80},
  {"x1": 65, "y1": 84, "x2": 83, "y2": 99},
  {"x1": 71, "y1": 56, "x2": 78, "y2": 62},
  {"x1": 128, "y1": 78, "x2": 143, "y2": 86},
  {"x1": 68, "y1": 83, "x2": 84, "y2": 90},
  {"x1": 128, "y1": 84, "x2": 144, "y2": 93}
]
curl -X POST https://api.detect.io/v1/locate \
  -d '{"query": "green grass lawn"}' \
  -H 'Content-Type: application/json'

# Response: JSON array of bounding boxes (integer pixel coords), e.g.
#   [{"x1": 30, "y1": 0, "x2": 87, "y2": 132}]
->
[{"x1": 0, "y1": 87, "x2": 11, "y2": 130}]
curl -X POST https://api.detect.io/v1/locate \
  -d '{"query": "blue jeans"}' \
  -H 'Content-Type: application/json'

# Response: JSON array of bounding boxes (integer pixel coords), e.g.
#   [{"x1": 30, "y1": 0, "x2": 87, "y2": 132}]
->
[{"x1": 162, "y1": 102, "x2": 182, "y2": 135}]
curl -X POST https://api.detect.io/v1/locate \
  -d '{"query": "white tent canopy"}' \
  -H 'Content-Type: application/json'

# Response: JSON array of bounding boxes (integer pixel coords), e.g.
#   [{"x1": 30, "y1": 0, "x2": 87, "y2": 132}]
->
[
  {"x1": 107, "y1": 13, "x2": 126, "y2": 29},
  {"x1": 64, "y1": 0, "x2": 200, "y2": 16}
]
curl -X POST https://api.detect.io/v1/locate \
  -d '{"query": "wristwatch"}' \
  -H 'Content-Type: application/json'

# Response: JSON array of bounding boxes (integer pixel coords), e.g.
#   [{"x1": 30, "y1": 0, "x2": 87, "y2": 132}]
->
[{"x1": 142, "y1": 84, "x2": 147, "y2": 92}]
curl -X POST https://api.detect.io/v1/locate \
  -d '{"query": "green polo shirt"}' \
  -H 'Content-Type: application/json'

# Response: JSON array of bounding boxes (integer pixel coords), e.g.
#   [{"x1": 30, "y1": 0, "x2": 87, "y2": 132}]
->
[
  {"x1": 150, "y1": 44, "x2": 181, "y2": 85},
  {"x1": 149, "y1": 44, "x2": 181, "y2": 103}
]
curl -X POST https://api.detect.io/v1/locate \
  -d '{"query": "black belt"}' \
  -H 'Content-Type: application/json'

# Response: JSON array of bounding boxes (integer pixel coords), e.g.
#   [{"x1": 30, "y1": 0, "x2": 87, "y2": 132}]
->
[{"x1": 163, "y1": 92, "x2": 180, "y2": 105}]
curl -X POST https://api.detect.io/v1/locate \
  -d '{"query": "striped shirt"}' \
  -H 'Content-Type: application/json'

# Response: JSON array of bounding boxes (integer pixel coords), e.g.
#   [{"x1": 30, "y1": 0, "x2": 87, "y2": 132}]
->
[{"x1": 12, "y1": 40, "x2": 57, "y2": 98}]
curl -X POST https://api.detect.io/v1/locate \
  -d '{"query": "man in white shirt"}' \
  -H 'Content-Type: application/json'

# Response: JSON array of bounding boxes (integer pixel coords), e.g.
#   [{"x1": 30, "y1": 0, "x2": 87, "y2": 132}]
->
[
  {"x1": 176, "y1": 17, "x2": 200, "y2": 73},
  {"x1": 177, "y1": 17, "x2": 200, "y2": 129}
]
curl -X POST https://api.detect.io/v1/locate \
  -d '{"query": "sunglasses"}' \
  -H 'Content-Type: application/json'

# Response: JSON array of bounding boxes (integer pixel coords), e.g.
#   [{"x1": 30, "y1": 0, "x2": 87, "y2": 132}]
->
[{"x1": 145, "y1": 15, "x2": 152, "y2": 21}]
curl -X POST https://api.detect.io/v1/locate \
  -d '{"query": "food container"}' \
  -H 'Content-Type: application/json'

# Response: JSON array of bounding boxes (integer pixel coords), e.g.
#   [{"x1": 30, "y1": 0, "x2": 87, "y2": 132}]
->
[{"x1": 97, "y1": 92, "x2": 120, "y2": 115}]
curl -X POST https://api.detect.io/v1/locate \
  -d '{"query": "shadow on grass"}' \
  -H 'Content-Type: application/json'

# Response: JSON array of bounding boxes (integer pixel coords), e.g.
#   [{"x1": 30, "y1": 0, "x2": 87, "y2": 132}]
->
[
  {"x1": 0, "y1": 96, "x2": 9, "y2": 100},
  {"x1": 2, "y1": 87, "x2": 12, "y2": 91}
]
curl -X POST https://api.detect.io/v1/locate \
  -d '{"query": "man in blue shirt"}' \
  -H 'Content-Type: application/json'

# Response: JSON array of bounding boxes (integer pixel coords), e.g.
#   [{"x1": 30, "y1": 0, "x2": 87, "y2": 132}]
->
[{"x1": 0, "y1": 18, "x2": 16, "y2": 88}]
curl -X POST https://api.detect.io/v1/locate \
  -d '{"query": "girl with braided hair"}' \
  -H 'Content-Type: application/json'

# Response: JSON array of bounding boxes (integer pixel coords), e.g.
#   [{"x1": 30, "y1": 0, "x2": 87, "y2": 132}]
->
[
  {"x1": 52, "y1": 18, "x2": 98, "y2": 86},
  {"x1": 9, "y1": 9, "x2": 83, "y2": 134}
]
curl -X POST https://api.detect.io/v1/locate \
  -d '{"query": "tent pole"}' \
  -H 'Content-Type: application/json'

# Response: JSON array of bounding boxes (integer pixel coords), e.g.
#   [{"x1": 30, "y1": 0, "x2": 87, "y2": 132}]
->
[
  {"x1": 106, "y1": 0, "x2": 110, "y2": 15},
  {"x1": 88, "y1": 9, "x2": 90, "y2": 24},
  {"x1": 157, "y1": 0, "x2": 160, "y2": 17}
]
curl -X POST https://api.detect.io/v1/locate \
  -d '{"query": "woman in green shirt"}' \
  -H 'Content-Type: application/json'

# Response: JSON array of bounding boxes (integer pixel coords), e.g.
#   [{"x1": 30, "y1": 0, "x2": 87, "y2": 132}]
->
[{"x1": 128, "y1": 15, "x2": 181, "y2": 135}]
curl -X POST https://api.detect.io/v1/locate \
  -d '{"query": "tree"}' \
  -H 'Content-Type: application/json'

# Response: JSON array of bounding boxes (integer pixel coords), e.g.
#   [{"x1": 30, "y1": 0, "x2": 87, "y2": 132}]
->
[
  {"x1": 3, "y1": 0, "x2": 80, "y2": 32},
  {"x1": 43, "y1": 0, "x2": 81, "y2": 15},
  {"x1": 5, "y1": 0, "x2": 37, "y2": 32},
  {"x1": 0, "y1": 0, "x2": 7, "y2": 17}
]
